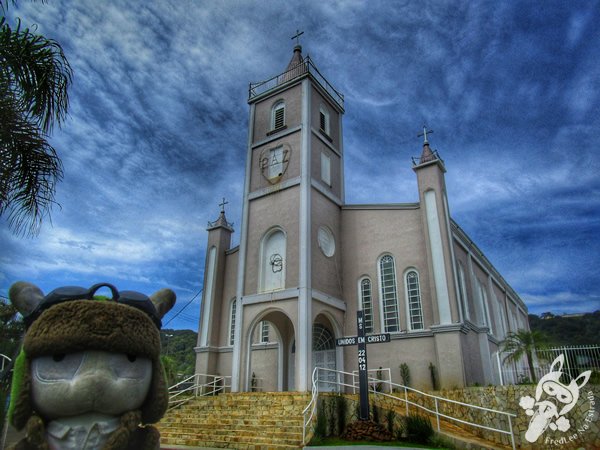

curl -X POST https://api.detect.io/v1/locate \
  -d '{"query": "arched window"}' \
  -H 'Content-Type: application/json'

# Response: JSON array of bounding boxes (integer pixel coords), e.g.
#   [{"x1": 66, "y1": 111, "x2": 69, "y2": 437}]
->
[
  {"x1": 312, "y1": 324, "x2": 335, "y2": 351},
  {"x1": 229, "y1": 298, "x2": 236, "y2": 346},
  {"x1": 260, "y1": 228, "x2": 286, "y2": 292},
  {"x1": 260, "y1": 321, "x2": 269, "y2": 343},
  {"x1": 358, "y1": 277, "x2": 374, "y2": 334},
  {"x1": 457, "y1": 262, "x2": 470, "y2": 320},
  {"x1": 405, "y1": 270, "x2": 424, "y2": 330},
  {"x1": 271, "y1": 101, "x2": 285, "y2": 130},
  {"x1": 379, "y1": 254, "x2": 399, "y2": 333}
]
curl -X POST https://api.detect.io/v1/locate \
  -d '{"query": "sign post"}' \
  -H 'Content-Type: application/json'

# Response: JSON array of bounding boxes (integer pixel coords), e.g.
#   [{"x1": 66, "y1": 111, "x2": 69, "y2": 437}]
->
[
  {"x1": 356, "y1": 311, "x2": 369, "y2": 420},
  {"x1": 335, "y1": 313, "x2": 391, "y2": 421}
]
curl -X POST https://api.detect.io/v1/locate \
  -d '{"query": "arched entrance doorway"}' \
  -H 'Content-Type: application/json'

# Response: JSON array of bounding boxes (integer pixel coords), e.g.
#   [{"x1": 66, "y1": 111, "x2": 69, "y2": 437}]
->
[
  {"x1": 246, "y1": 309, "x2": 295, "y2": 392},
  {"x1": 312, "y1": 323, "x2": 337, "y2": 391}
]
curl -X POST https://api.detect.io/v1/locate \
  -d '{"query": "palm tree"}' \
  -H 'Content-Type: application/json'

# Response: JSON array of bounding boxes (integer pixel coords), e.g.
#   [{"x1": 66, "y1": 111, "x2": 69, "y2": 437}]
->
[
  {"x1": 0, "y1": 1, "x2": 72, "y2": 236},
  {"x1": 500, "y1": 329, "x2": 550, "y2": 383}
]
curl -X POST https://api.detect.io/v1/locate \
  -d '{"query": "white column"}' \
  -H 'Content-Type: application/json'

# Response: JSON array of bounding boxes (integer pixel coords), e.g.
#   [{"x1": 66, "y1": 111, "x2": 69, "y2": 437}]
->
[
  {"x1": 424, "y1": 191, "x2": 452, "y2": 324},
  {"x1": 231, "y1": 103, "x2": 256, "y2": 392},
  {"x1": 297, "y1": 78, "x2": 312, "y2": 391},
  {"x1": 199, "y1": 246, "x2": 217, "y2": 347}
]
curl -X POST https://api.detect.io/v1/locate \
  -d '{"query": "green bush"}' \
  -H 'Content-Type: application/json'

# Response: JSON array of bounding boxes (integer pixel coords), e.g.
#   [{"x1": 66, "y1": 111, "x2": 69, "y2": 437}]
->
[
  {"x1": 385, "y1": 408, "x2": 396, "y2": 435},
  {"x1": 335, "y1": 394, "x2": 348, "y2": 435},
  {"x1": 429, "y1": 362, "x2": 439, "y2": 390},
  {"x1": 404, "y1": 413, "x2": 434, "y2": 444},
  {"x1": 371, "y1": 403, "x2": 380, "y2": 424},
  {"x1": 399, "y1": 362, "x2": 411, "y2": 386},
  {"x1": 315, "y1": 399, "x2": 327, "y2": 438}
]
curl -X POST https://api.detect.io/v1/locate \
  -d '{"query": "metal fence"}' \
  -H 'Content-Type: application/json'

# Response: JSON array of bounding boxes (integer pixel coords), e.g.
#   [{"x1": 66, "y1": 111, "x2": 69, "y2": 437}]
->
[
  {"x1": 302, "y1": 366, "x2": 516, "y2": 449},
  {"x1": 496, "y1": 345, "x2": 600, "y2": 385},
  {"x1": 248, "y1": 55, "x2": 344, "y2": 109}
]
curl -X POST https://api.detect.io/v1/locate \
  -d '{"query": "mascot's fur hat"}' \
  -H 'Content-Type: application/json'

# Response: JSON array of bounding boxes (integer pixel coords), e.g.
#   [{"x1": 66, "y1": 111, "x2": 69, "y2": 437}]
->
[{"x1": 8, "y1": 281, "x2": 176, "y2": 450}]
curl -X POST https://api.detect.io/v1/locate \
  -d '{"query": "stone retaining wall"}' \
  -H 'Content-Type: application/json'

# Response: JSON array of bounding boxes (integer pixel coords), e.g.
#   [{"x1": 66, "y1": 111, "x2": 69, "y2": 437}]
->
[{"x1": 371, "y1": 384, "x2": 599, "y2": 449}]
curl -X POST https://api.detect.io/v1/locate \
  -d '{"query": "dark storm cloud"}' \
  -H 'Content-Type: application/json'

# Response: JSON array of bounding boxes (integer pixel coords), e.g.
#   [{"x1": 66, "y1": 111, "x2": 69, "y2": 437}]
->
[{"x1": 1, "y1": 0, "x2": 599, "y2": 327}]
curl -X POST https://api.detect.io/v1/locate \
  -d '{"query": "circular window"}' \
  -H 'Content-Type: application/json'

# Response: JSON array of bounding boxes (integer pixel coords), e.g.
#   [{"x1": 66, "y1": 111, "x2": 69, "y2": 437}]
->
[{"x1": 317, "y1": 226, "x2": 335, "y2": 257}]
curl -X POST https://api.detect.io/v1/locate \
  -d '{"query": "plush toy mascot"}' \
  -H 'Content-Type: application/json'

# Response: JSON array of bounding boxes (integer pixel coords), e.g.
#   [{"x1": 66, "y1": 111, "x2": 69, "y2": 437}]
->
[{"x1": 7, "y1": 281, "x2": 176, "y2": 450}]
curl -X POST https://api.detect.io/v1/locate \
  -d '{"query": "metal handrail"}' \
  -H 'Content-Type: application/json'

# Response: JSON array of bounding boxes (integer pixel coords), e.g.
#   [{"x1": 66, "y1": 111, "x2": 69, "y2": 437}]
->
[
  {"x1": 167, "y1": 373, "x2": 232, "y2": 410},
  {"x1": 303, "y1": 367, "x2": 516, "y2": 450},
  {"x1": 0, "y1": 354, "x2": 11, "y2": 373},
  {"x1": 248, "y1": 55, "x2": 344, "y2": 109}
]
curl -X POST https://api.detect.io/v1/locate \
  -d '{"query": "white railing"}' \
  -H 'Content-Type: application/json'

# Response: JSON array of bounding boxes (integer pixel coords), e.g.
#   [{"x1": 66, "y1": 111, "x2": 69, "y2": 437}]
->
[
  {"x1": 497, "y1": 345, "x2": 600, "y2": 385},
  {"x1": 351, "y1": 367, "x2": 392, "y2": 393},
  {"x1": 302, "y1": 367, "x2": 516, "y2": 450},
  {"x1": 0, "y1": 354, "x2": 11, "y2": 373},
  {"x1": 168, "y1": 373, "x2": 232, "y2": 410}
]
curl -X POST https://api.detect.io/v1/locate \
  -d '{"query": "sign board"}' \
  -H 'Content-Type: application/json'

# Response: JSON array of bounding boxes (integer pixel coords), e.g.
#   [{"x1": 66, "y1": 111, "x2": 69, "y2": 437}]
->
[{"x1": 336, "y1": 333, "x2": 390, "y2": 347}]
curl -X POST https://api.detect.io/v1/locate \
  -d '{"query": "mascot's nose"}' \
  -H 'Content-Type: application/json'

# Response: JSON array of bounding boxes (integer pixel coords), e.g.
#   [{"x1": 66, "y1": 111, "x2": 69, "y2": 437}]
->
[{"x1": 82, "y1": 351, "x2": 116, "y2": 375}]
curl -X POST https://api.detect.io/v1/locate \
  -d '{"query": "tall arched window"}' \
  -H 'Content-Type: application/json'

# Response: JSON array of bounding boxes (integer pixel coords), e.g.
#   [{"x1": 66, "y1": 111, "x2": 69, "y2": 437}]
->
[
  {"x1": 358, "y1": 277, "x2": 374, "y2": 334},
  {"x1": 229, "y1": 298, "x2": 236, "y2": 346},
  {"x1": 405, "y1": 270, "x2": 424, "y2": 330},
  {"x1": 457, "y1": 262, "x2": 470, "y2": 320},
  {"x1": 260, "y1": 228, "x2": 286, "y2": 292},
  {"x1": 271, "y1": 101, "x2": 285, "y2": 130},
  {"x1": 379, "y1": 254, "x2": 399, "y2": 333}
]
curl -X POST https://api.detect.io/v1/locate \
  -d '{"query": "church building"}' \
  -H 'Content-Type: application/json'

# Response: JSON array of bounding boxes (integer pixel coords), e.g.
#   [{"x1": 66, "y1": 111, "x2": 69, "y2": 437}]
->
[{"x1": 195, "y1": 44, "x2": 529, "y2": 393}]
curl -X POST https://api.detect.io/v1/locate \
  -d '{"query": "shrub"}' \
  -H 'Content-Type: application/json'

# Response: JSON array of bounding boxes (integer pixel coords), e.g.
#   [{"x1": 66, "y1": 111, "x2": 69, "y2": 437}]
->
[
  {"x1": 429, "y1": 362, "x2": 439, "y2": 390},
  {"x1": 376, "y1": 366, "x2": 384, "y2": 392},
  {"x1": 385, "y1": 408, "x2": 396, "y2": 435},
  {"x1": 405, "y1": 413, "x2": 434, "y2": 444},
  {"x1": 315, "y1": 399, "x2": 327, "y2": 438},
  {"x1": 399, "y1": 362, "x2": 411, "y2": 386},
  {"x1": 372, "y1": 403, "x2": 380, "y2": 424},
  {"x1": 335, "y1": 394, "x2": 348, "y2": 435}
]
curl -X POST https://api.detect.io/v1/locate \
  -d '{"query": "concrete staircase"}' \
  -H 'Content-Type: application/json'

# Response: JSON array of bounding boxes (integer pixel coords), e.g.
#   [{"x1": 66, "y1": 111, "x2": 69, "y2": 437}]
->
[{"x1": 158, "y1": 392, "x2": 310, "y2": 449}]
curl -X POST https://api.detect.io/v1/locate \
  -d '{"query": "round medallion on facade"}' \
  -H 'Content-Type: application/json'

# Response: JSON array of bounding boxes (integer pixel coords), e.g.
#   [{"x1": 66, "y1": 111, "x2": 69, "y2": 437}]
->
[{"x1": 317, "y1": 226, "x2": 335, "y2": 257}]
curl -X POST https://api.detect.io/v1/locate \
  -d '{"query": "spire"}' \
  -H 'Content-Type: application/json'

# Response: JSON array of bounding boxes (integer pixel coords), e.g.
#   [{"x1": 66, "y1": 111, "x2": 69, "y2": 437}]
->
[
  {"x1": 285, "y1": 42, "x2": 304, "y2": 72},
  {"x1": 207, "y1": 198, "x2": 234, "y2": 231},
  {"x1": 415, "y1": 125, "x2": 441, "y2": 165}
]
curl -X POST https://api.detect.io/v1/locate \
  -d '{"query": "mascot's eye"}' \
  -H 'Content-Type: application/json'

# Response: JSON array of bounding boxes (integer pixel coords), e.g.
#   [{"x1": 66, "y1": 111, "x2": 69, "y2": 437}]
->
[
  {"x1": 127, "y1": 354, "x2": 137, "y2": 362},
  {"x1": 33, "y1": 352, "x2": 84, "y2": 381}
]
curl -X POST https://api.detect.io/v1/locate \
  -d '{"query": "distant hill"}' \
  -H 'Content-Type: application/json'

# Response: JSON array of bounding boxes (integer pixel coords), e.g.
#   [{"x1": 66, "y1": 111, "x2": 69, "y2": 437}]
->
[
  {"x1": 160, "y1": 329, "x2": 197, "y2": 378},
  {"x1": 528, "y1": 311, "x2": 600, "y2": 346}
]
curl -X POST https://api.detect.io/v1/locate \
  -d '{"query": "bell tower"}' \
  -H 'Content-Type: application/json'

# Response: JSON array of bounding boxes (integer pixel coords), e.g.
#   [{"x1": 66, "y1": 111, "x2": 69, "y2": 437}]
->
[{"x1": 231, "y1": 41, "x2": 346, "y2": 391}]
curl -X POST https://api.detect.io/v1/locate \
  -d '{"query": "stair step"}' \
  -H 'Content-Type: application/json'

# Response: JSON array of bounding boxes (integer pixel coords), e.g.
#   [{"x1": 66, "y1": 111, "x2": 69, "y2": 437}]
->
[{"x1": 159, "y1": 392, "x2": 308, "y2": 448}]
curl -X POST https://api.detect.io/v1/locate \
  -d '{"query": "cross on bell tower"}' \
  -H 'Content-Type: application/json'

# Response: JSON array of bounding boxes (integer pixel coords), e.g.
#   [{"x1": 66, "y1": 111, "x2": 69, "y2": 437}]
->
[
  {"x1": 418, "y1": 125, "x2": 434, "y2": 145},
  {"x1": 219, "y1": 197, "x2": 229, "y2": 214},
  {"x1": 291, "y1": 29, "x2": 304, "y2": 46}
]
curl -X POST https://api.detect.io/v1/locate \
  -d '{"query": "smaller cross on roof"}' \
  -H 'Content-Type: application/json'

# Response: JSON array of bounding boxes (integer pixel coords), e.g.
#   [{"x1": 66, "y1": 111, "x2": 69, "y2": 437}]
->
[
  {"x1": 291, "y1": 29, "x2": 304, "y2": 46},
  {"x1": 219, "y1": 197, "x2": 229, "y2": 213},
  {"x1": 418, "y1": 125, "x2": 434, "y2": 144}
]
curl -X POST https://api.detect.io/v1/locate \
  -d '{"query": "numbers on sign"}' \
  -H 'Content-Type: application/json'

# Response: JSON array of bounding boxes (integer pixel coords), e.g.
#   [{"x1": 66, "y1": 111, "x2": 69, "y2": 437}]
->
[
  {"x1": 359, "y1": 364, "x2": 366, "y2": 371},
  {"x1": 358, "y1": 350, "x2": 365, "y2": 357}
]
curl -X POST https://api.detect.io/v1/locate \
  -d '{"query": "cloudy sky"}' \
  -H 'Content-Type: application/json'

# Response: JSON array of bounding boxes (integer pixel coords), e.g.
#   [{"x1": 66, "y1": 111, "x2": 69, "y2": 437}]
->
[{"x1": 2, "y1": 0, "x2": 599, "y2": 330}]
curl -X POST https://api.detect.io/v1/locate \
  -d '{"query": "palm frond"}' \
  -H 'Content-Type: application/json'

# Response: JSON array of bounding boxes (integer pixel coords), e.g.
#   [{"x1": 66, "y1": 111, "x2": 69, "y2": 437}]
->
[
  {"x1": 0, "y1": 80, "x2": 62, "y2": 236},
  {"x1": 0, "y1": 6, "x2": 71, "y2": 235},
  {"x1": 0, "y1": 15, "x2": 72, "y2": 133}
]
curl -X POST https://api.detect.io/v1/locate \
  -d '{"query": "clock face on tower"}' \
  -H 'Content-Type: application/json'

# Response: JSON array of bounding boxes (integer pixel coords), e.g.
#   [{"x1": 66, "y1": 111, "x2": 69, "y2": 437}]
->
[{"x1": 260, "y1": 143, "x2": 291, "y2": 184}]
